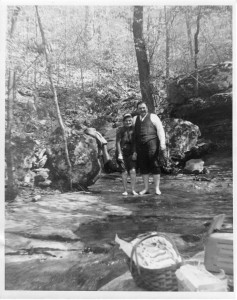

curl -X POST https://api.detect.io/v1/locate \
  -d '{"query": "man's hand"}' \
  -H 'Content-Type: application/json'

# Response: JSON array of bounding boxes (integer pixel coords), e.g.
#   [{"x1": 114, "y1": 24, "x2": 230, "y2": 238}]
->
[
  {"x1": 132, "y1": 152, "x2": 137, "y2": 161},
  {"x1": 160, "y1": 149, "x2": 168, "y2": 159},
  {"x1": 117, "y1": 153, "x2": 123, "y2": 162},
  {"x1": 159, "y1": 149, "x2": 168, "y2": 166}
]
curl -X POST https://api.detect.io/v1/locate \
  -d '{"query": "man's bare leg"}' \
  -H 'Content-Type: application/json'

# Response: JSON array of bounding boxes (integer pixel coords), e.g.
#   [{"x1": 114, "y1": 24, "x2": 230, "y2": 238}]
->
[
  {"x1": 130, "y1": 168, "x2": 138, "y2": 195},
  {"x1": 139, "y1": 174, "x2": 150, "y2": 195},
  {"x1": 153, "y1": 174, "x2": 161, "y2": 195},
  {"x1": 121, "y1": 171, "x2": 128, "y2": 195}
]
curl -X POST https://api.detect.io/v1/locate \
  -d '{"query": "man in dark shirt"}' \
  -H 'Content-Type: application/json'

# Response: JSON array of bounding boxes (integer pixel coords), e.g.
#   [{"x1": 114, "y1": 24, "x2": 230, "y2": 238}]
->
[{"x1": 116, "y1": 113, "x2": 137, "y2": 196}]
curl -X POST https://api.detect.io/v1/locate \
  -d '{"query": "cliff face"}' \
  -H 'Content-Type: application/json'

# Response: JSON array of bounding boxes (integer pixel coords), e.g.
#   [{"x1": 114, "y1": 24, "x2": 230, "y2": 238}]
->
[{"x1": 167, "y1": 62, "x2": 232, "y2": 144}]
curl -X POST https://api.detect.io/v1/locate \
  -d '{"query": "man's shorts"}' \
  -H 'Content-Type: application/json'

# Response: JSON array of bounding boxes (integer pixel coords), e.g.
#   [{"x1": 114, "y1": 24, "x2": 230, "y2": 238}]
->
[
  {"x1": 117, "y1": 155, "x2": 136, "y2": 173},
  {"x1": 137, "y1": 138, "x2": 161, "y2": 175}
]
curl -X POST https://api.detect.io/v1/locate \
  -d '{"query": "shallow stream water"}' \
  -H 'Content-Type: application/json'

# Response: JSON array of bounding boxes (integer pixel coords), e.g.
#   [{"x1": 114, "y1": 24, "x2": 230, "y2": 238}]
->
[{"x1": 5, "y1": 150, "x2": 233, "y2": 291}]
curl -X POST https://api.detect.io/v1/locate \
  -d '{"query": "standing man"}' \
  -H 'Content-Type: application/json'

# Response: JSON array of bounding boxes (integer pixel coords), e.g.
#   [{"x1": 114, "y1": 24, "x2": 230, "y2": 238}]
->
[
  {"x1": 116, "y1": 113, "x2": 137, "y2": 196},
  {"x1": 133, "y1": 101, "x2": 167, "y2": 195}
]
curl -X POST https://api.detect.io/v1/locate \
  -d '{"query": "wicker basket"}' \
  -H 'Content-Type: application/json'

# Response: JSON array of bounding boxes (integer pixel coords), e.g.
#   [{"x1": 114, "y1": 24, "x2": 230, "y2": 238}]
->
[{"x1": 127, "y1": 233, "x2": 182, "y2": 291}]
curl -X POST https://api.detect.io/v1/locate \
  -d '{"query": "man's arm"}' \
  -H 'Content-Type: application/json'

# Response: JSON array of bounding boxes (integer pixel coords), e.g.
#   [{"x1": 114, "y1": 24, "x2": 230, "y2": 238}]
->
[
  {"x1": 131, "y1": 116, "x2": 138, "y2": 160},
  {"x1": 150, "y1": 114, "x2": 166, "y2": 150}
]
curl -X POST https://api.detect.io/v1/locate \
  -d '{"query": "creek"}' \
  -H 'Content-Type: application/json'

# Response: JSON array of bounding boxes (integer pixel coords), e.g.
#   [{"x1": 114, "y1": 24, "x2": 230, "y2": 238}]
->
[{"x1": 5, "y1": 150, "x2": 233, "y2": 291}]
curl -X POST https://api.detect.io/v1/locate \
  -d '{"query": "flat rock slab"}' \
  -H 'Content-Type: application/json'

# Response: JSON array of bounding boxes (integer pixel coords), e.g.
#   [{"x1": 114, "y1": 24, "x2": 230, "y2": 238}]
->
[{"x1": 4, "y1": 151, "x2": 233, "y2": 291}]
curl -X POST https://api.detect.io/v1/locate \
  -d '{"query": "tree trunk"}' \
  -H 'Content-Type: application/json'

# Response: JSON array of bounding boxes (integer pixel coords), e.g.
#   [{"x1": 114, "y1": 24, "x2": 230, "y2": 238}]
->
[
  {"x1": 64, "y1": 8, "x2": 68, "y2": 112},
  {"x1": 64, "y1": 8, "x2": 68, "y2": 89},
  {"x1": 34, "y1": 10, "x2": 38, "y2": 103},
  {"x1": 185, "y1": 8, "x2": 194, "y2": 67},
  {"x1": 5, "y1": 6, "x2": 21, "y2": 201},
  {"x1": 36, "y1": 6, "x2": 73, "y2": 190},
  {"x1": 26, "y1": 16, "x2": 29, "y2": 82},
  {"x1": 194, "y1": 7, "x2": 201, "y2": 97},
  {"x1": 164, "y1": 6, "x2": 170, "y2": 83},
  {"x1": 6, "y1": 70, "x2": 17, "y2": 201},
  {"x1": 133, "y1": 6, "x2": 154, "y2": 112},
  {"x1": 84, "y1": 6, "x2": 89, "y2": 48},
  {"x1": 80, "y1": 65, "x2": 85, "y2": 94},
  {"x1": 149, "y1": 10, "x2": 162, "y2": 71},
  {"x1": 202, "y1": 32, "x2": 221, "y2": 63},
  {"x1": 9, "y1": 6, "x2": 21, "y2": 36},
  {"x1": 146, "y1": 7, "x2": 151, "y2": 57}
]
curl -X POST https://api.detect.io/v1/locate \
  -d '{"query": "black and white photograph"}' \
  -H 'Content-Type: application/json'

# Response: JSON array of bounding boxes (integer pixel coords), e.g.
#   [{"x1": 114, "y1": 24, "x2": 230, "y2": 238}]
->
[{"x1": 0, "y1": 0, "x2": 235, "y2": 298}]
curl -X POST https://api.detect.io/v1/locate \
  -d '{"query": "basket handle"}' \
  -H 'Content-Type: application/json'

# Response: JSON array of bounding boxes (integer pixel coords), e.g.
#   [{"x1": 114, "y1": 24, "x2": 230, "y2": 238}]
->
[{"x1": 129, "y1": 232, "x2": 181, "y2": 275}]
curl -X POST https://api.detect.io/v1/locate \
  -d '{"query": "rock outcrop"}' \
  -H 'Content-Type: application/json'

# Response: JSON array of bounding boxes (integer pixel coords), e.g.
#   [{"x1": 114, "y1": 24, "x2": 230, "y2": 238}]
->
[
  {"x1": 167, "y1": 61, "x2": 232, "y2": 104},
  {"x1": 167, "y1": 62, "x2": 232, "y2": 144},
  {"x1": 170, "y1": 93, "x2": 232, "y2": 142}
]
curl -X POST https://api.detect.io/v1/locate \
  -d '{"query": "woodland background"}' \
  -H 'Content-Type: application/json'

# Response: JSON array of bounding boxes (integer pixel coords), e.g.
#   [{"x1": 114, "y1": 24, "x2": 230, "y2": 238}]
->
[{"x1": 5, "y1": 5, "x2": 232, "y2": 199}]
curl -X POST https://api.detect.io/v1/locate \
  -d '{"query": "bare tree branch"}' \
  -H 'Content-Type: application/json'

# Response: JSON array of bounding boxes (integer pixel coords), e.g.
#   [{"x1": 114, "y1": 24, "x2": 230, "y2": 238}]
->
[{"x1": 35, "y1": 5, "x2": 73, "y2": 190}]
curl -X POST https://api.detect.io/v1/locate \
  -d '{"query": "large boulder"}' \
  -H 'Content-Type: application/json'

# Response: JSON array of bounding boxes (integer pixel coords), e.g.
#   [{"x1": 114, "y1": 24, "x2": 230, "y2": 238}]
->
[
  {"x1": 163, "y1": 118, "x2": 201, "y2": 160},
  {"x1": 6, "y1": 128, "x2": 102, "y2": 193},
  {"x1": 167, "y1": 61, "x2": 232, "y2": 104},
  {"x1": 47, "y1": 128, "x2": 101, "y2": 191}
]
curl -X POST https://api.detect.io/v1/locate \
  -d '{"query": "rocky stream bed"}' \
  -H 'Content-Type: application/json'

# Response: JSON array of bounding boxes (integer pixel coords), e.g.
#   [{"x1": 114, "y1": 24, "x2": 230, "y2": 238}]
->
[{"x1": 4, "y1": 150, "x2": 233, "y2": 292}]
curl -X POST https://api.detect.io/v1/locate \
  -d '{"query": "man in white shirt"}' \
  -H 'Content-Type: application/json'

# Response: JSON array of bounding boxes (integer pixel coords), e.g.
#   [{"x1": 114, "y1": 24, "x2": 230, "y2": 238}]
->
[{"x1": 132, "y1": 101, "x2": 167, "y2": 195}]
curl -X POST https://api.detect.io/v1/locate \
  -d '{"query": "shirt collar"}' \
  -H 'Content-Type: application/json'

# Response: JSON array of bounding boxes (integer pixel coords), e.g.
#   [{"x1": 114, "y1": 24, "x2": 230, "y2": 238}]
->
[{"x1": 140, "y1": 113, "x2": 148, "y2": 121}]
